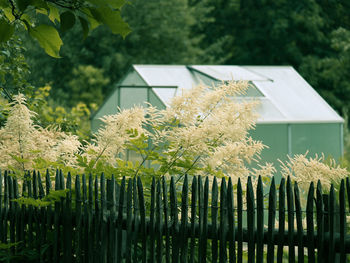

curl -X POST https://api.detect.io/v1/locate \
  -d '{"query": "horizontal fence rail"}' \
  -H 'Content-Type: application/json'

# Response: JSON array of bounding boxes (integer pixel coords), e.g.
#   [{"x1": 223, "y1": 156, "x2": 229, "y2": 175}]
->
[{"x1": 0, "y1": 170, "x2": 349, "y2": 262}]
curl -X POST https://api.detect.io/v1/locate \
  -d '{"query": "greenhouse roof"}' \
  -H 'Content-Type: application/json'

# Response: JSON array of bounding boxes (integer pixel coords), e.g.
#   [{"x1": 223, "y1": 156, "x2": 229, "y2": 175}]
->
[{"x1": 132, "y1": 65, "x2": 343, "y2": 124}]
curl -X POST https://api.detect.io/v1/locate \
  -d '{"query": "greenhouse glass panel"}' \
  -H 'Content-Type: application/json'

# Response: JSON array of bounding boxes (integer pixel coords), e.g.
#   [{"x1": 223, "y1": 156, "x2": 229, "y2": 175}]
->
[
  {"x1": 149, "y1": 89, "x2": 166, "y2": 109},
  {"x1": 94, "y1": 89, "x2": 119, "y2": 118},
  {"x1": 121, "y1": 70, "x2": 147, "y2": 86},
  {"x1": 120, "y1": 87, "x2": 148, "y2": 109},
  {"x1": 91, "y1": 119, "x2": 103, "y2": 134},
  {"x1": 152, "y1": 87, "x2": 176, "y2": 107},
  {"x1": 291, "y1": 123, "x2": 342, "y2": 160},
  {"x1": 250, "y1": 124, "x2": 289, "y2": 168}
]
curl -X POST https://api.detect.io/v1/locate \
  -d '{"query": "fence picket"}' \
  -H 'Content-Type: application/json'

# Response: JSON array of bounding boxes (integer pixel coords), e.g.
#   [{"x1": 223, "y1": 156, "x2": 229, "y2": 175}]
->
[
  {"x1": 0, "y1": 172, "x2": 2, "y2": 238},
  {"x1": 137, "y1": 176, "x2": 147, "y2": 263},
  {"x1": 329, "y1": 185, "x2": 335, "y2": 261},
  {"x1": 162, "y1": 177, "x2": 170, "y2": 263},
  {"x1": 219, "y1": 178, "x2": 227, "y2": 263},
  {"x1": 133, "y1": 177, "x2": 140, "y2": 263},
  {"x1": 108, "y1": 175, "x2": 117, "y2": 263},
  {"x1": 286, "y1": 177, "x2": 295, "y2": 263},
  {"x1": 306, "y1": 182, "x2": 315, "y2": 262},
  {"x1": 94, "y1": 176, "x2": 100, "y2": 263},
  {"x1": 33, "y1": 171, "x2": 41, "y2": 255},
  {"x1": 211, "y1": 176, "x2": 219, "y2": 263},
  {"x1": 100, "y1": 173, "x2": 107, "y2": 263},
  {"x1": 170, "y1": 176, "x2": 179, "y2": 263},
  {"x1": 88, "y1": 174, "x2": 94, "y2": 263},
  {"x1": 277, "y1": 177, "x2": 285, "y2": 263},
  {"x1": 294, "y1": 182, "x2": 304, "y2": 263},
  {"x1": 156, "y1": 180, "x2": 163, "y2": 263},
  {"x1": 267, "y1": 177, "x2": 276, "y2": 263},
  {"x1": 189, "y1": 176, "x2": 197, "y2": 263},
  {"x1": 340, "y1": 179, "x2": 346, "y2": 263},
  {"x1": 13, "y1": 178, "x2": 21, "y2": 251},
  {"x1": 63, "y1": 172, "x2": 73, "y2": 263},
  {"x1": 198, "y1": 176, "x2": 204, "y2": 262},
  {"x1": 256, "y1": 176, "x2": 264, "y2": 263},
  {"x1": 237, "y1": 179, "x2": 243, "y2": 263},
  {"x1": 227, "y1": 177, "x2": 235, "y2": 263},
  {"x1": 247, "y1": 176, "x2": 255, "y2": 263},
  {"x1": 180, "y1": 174, "x2": 189, "y2": 262},
  {"x1": 45, "y1": 171, "x2": 52, "y2": 262},
  {"x1": 53, "y1": 170, "x2": 60, "y2": 263},
  {"x1": 126, "y1": 178, "x2": 133, "y2": 263},
  {"x1": 75, "y1": 175, "x2": 82, "y2": 263},
  {"x1": 82, "y1": 174, "x2": 89, "y2": 263},
  {"x1": 37, "y1": 171, "x2": 46, "y2": 263},
  {"x1": 202, "y1": 177, "x2": 209, "y2": 263},
  {"x1": 8, "y1": 175, "x2": 15, "y2": 247},
  {"x1": 316, "y1": 180, "x2": 324, "y2": 263},
  {"x1": 2, "y1": 171, "x2": 8, "y2": 244},
  {"x1": 117, "y1": 177, "x2": 126, "y2": 263},
  {"x1": 150, "y1": 177, "x2": 156, "y2": 263},
  {"x1": 0, "y1": 171, "x2": 2, "y2": 241}
]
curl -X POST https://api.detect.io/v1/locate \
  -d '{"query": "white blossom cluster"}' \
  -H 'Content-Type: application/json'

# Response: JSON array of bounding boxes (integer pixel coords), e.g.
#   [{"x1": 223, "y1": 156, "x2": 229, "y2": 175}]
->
[
  {"x1": 280, "y1": 152, "x2": 348, "y2": 191},
  {"x1": 0, "y1": 82, "x2": 347, "y2": 192},
  {"x1": 159, "y1": 81, "x2": 265, "y2": 178},
  {"x1": 0, "y1": 94, "x2": 81, "y2": 172},
  {"x1": 82, "y1": 107, "x2": 146, "y2": 164}
]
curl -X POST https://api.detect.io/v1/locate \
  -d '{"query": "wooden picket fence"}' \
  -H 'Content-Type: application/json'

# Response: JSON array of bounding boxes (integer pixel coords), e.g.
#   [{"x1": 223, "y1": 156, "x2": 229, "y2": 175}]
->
[{"x1": 0, "y1": 170, "x2": 350, "y2": 262}]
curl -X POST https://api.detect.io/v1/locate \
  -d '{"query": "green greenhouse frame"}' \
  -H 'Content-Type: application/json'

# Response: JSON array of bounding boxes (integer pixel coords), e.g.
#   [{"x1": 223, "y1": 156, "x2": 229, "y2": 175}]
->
[{"x1": 92, "y1": 65, "x2": 344, "y2": 169}]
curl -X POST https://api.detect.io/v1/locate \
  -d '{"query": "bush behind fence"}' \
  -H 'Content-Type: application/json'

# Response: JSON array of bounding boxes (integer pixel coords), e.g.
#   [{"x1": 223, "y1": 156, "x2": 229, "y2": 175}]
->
[{"x1": 0, "y1": 170, "x2": 349, "y2": 262}]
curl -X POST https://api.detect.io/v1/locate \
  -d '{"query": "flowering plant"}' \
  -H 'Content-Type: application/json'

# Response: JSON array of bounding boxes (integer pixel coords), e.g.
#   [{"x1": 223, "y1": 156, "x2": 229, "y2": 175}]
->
[{"x1": 0, "y1": 81, "x2": 347, "y2": 193}]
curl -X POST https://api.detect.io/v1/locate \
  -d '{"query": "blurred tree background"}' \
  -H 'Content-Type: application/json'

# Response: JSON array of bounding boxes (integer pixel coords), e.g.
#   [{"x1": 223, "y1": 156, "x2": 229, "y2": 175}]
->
[{"x1": 2, "y1": 0, "x2": 350, "y2": 131}]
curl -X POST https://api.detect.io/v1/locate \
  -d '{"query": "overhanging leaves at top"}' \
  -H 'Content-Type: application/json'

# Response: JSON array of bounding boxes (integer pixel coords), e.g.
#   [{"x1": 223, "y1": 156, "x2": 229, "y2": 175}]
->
[
  {"x1": 29, "y1": 24, "x2": 63, "y2": 58},
  {"x1": 0, "y1": 0, "x2": 130, "y2": 57}
]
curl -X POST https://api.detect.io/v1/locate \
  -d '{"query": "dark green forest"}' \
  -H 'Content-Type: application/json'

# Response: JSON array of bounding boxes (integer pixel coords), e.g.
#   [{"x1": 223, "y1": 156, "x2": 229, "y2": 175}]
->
[{"x1": 2, "y1": 0, "x2": 350, "y2": 119}]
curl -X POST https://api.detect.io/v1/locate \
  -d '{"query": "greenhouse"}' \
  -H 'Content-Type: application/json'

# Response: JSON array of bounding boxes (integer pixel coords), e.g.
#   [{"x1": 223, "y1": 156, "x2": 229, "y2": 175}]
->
[{"x1": 92, "y1": 65, "x2": 344, "y2": 168}]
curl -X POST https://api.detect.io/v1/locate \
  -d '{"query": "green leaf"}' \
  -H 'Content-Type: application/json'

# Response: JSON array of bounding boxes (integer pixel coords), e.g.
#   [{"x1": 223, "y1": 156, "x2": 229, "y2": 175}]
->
[
  {"x1": 89, "y1": 6, "x2": 130, "y2": 37},
  {"x1": 0, "y1": 19, "x2": 14, "y2": 43},
  {"x1": 48, "y1": 4, "x2": 60, "y2": 23},
  {"x1": 107, "y1": 0, "x2": 126, "y2": 9},
  {"x1": 79, "y1": 16, "x2": 89, "y2": 39},
  {"x1": 0, "y1": 242, "x2": 21, "y2": 250},
  {"x1": 86, "y1": 0, "x2": 126, "y2": 9},
  {"x1": 3, "y1": 7, "x2": 15, "y2": 22},
  {"x1": 16, "y1": 0, "x2": 30, "y2": 11},
  {"x1": 36, "y1": 8, "x2": 48, "y2": 15},
  {"x1": 29, "y1": 24, "x2": 63, "y2": 58},
  {"x1": 0, "y1": 0, "x2": 9, "y2": 8},
  {"x1": 9, "y1": 154, "x2": 30, "y2": 164},
  {"x1": 60, "y1": 11, "x2": 75, "y2": 32},
  {"x1": 31, "y1": 0, "x2": 48, "y2": 9},
  {"x1": 81, "y1": 8, "x2": 100, "y2": 31}
]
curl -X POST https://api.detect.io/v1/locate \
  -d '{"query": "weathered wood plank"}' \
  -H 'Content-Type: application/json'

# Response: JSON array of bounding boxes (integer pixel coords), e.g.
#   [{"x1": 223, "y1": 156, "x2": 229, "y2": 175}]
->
[
  {"x1": 267, "y1": 177, "x2": 276, "y2": 263},
  {"x1": 294, "y1": 182, "x2": 304, "y2": 263},
  {"x1": 227, "y1": 177, "x2": 235, "y2": 263},
  {"x1": 277, "y1": 177, "x2": 285, "y2": 263},
  {"x1": 256, "y1": 176, "x2": 264, "y2": 263},
  {"x1": 237, "y1": 179, "x2": 243, "y2": 263},
  {"x1": 306, "y1": 182, "x2": 315, "y2": 263},
  {"x1": 316, "y1": 180, "x2": 324, "y2": 263},
  {"x1": 180, "y1": 174, "x2": 189, "y2": 263},
  {"x1": 286, "y1": 177, "x2": 295, "y2": 263},
  {"x1": 246, "y1": 176, "x2": 255, "y2": 263},
  {"x1": 211, "y1": 176, "x2": 219, "y2": 263},
  {"x1": 189, "y1": 176, "x2": 197, "y2": 263}
]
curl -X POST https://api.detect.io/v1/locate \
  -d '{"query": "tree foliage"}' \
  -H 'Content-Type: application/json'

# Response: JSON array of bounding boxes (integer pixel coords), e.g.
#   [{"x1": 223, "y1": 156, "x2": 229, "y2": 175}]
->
[
  {"x1": 22, "y1": 0, "x2": 209, "y2": 107},
  {"x1": 18, "y1": 0, "x2": 350, "y2": 121},
  {"x1": 0, "y1": 0, "x2": 130, "y2": 57}
]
